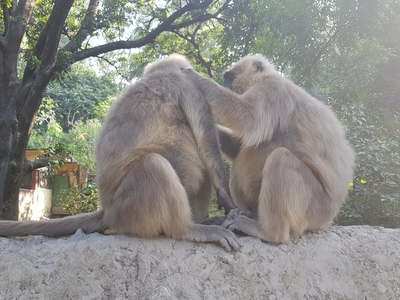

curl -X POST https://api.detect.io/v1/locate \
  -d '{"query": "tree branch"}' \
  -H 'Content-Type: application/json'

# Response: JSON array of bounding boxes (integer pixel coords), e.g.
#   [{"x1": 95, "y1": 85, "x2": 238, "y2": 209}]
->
[
  {"x1": 73, "y1": 0, "x2": 217, "y2": 62},
  {"x1": 22, "y1": 0, "x2": 75, "y2": 84},
  {"x1": 1, "y1": 4, "x2": 10, "y2": 45},
  {"x1": 6, "y1": 0, "x2": 35, "y2": 50},
  {"x1": 10, "y1": 157, "x2": 50, "y2": 175},
  {"x1": 295, "y1": 13, "x2": 353, "y2": 85},
  {"x1": 37, "y1": 0, "x2": 75, "y2": 70},
  {"x1": 96, "y1": 55, "x2": 130, "y2": 82},
  {"x1": 1, "y1": 0, "x2": 34, "y2": 83},
  {"x1": 172, "y1": 26, "x2": 214, "y2": 77},
  {"x1": 27, "y1": 158, "x2": 50, "y2": 173},
  {"x1": 63, "y1": 0, "x2": 101, "y2": 53},
  {"x1": 295, "y1": 28, "x2": 342, "y2": 85},
  {"x1": 169, "y1": 0, "x2": 230, "y2": 31}
]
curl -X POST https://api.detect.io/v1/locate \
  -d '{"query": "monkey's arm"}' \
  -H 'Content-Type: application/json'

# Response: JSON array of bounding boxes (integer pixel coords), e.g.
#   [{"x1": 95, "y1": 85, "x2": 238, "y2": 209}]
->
[
  {"x1": 182, "y1": 69, "x2": 274, "y2": 147},
  {"x1": 216, "y1": 124, "x2": 242, "y2": 160},
  {"x1": 179, "y1": 88, "x2": 237, "y2": 213}
]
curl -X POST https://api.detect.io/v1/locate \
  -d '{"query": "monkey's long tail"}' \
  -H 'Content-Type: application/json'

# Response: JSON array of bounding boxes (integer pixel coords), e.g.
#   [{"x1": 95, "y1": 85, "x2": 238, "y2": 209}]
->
[{"x1": 0, "y1": 210, "x2": 106, "y2": 237}]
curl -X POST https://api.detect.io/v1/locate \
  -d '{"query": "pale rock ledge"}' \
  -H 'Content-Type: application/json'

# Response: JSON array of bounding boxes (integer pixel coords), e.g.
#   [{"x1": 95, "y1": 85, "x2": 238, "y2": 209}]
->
[{"x1": 1, "y1": 225, "x2": 399, "y2": 299}]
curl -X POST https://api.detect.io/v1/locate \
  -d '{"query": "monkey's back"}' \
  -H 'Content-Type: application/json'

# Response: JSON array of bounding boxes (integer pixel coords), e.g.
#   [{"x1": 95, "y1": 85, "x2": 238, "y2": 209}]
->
[{"x1": 96, "y1": 71, "x2": 205, "y2": 208}]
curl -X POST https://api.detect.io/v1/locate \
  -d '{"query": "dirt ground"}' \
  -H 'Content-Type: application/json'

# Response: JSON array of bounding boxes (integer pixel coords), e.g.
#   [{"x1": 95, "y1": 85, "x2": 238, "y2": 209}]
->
[{"x1": 1, "y1": 225, "x2": 399, "y2": 299}]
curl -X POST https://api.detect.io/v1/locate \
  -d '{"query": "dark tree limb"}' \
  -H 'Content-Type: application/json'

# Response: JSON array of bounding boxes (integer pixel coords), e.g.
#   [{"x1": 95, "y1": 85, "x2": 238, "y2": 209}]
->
[
  {"x1": 73, "y1": 0, "x2": 220, "y2": 62},
  {"x1": 63, "y1": 0, "x2": 101, "y2": 53},
  {"x1": 0, "y1": 4, "x2": 10, "y2": 44},
  {"x1": 6, "y1": 0, "x2": 35, "y2": 52},
  {"x1": 39, "y1": 0, "x2": 75, "y2": 69},
  {"x1": 9, "y1": 157, "x2": 49, "y2": 181},
  {"x1": 27, "y1": 158, "x2": 50, "y2": 173},
  {"x1": 22, "y1": 0, "x2": 74, "y2": 85},
  {"x1": 19, "y1": 0, "x2": 75, "y2": 125}
]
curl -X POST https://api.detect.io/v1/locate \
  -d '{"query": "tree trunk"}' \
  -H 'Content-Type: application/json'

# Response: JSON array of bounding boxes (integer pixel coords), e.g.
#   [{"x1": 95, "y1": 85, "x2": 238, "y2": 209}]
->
[
  {"x1": 0, "y1": 83, "x2": 38, "y2": 220},
  {"x1": 2, "y1": 169, "x2": 22, "y2": 221},
  {"x1": 0, "y1": 37, "x2": 19, "y2": 220},
  {"x1": 0, "y1": 83, "x2": 50, "y2": 220},
  {"x1": 0, "y1": 96, "x2": 16, "y2": 220}
]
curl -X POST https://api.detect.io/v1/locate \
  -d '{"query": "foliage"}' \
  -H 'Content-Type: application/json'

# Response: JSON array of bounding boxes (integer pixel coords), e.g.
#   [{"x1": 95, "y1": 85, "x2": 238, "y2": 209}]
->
[
  {"x1": 60, "y1": 119, "x2": 102, "y2": 174},
  {"x1": 53, "y1": 184, "x2": 100, "y2": 215},
  {"x1": 334, "y1": 103, "x2": 400, "y2": 227},
  {"x1": 42, "y1": 63, "x2": 121, "y2": 132},
  {"x1": 29, "y1": 117, "x2": 103, "y2": 174},
  {"x1": 28, "y1": 63, "x2": 118, "y2": 174}
]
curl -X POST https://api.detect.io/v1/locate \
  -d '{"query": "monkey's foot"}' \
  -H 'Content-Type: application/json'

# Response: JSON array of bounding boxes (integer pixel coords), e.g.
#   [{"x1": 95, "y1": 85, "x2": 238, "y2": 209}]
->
[
  {"x1": 186, "y1": 224, "x2": 241, "y2": 252},
  {"x1": 222, "y1": 215, "x2": 266, "y2": 241}
]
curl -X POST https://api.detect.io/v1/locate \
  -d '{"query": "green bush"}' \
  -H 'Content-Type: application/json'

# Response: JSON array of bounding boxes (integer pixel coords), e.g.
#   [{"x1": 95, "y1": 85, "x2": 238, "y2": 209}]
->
[
  {"x1": 333, "y1": 104, "x2": 400, "y2": 228},
  {"x1": 53, "y1": 184, "x2": 100, "y2": 215},
  {"x1": 336, "y1": 197, "x2": 400, "y2": 228}
]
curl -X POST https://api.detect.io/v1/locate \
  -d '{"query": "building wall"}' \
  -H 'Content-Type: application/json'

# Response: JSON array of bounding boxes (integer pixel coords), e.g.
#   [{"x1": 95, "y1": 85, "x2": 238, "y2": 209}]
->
[
  {"x1": 18, "y1": 167, "x2": 53, "y2": 221},
  {"x1": 18, "y1": 188, "x2": 52, "y2": 221},
  {"x1": 54, "y1": 163, "x2": 88, "y2": 189},
  {"x1": 21, "y1": 150, "x2": 87, "y2": 220}
]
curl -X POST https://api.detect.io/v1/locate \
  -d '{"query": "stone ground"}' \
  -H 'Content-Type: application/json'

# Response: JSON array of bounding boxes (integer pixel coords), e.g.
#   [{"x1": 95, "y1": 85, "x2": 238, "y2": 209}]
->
[{"x1": 0, "y1": 225, "x2": 399, "y2": 299}]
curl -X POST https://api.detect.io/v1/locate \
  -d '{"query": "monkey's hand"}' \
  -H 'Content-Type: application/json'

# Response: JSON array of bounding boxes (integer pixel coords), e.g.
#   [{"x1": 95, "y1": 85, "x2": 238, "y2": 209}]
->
[
  {"x1": 216, "y1": 188, "x2": 237, "y2": 214},
  {"x1": 181, "y1": 68, "x2": 203, "y2": 87}
]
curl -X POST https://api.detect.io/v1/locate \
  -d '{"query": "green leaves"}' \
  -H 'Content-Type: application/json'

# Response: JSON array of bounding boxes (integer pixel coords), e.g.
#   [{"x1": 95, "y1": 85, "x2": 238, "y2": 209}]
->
[
  {"x1": 28, "y1": 63, "x2": 122, "y2": 174},
  {"x1": 44, "y1": 63, "x2": 121, "y2": 132},
  {"x1": 0, "y1": 0, "x2": 12, "y2": 8},
  {"x1": 53, "y1": 184, "x2": 100, "y2": 215}
]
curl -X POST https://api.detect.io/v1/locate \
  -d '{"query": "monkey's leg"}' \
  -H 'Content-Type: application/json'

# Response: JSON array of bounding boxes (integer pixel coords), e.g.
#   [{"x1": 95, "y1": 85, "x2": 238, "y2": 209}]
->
[
  {"x1": 105, "y1": 153, "x2": 240, "y2": 251},
  {"x1": 223, "y1": 147, "x2": 323, "y2": 243},
  {"x1": 188, "y1": 172, "x2": 212, "y2": 224},
  {"x1": 104, "y1": 153, "x2": 192, "y2": 239}
]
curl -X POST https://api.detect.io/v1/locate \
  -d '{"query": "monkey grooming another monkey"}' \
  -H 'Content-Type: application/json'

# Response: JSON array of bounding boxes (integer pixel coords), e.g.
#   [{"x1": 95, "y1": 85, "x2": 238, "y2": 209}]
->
[
  {"x1": 0, "y1": 54, "x2": 240, "y2": 251},
  {"x1": 182, "y1": 55, "x2": 355, "y2": 243}
]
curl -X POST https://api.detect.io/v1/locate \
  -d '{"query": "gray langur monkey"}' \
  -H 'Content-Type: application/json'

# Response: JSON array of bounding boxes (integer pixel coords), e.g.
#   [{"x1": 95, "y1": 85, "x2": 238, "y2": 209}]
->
[
  {"x1": 182, "y1": 55, "x2": 355, "y2": 243},
  {"x1": 0, "y1": 54, "x2": 240, "y2": 251}
]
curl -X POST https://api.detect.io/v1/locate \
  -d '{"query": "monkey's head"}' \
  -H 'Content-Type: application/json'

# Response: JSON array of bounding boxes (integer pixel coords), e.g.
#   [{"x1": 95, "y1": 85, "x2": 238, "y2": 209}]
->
[
  {"x1": 223, "y1": 55, "x2": 277, "y2": 95},
  {"x1": 143, "y1": 53, "x2": 193, "y2": 76}
]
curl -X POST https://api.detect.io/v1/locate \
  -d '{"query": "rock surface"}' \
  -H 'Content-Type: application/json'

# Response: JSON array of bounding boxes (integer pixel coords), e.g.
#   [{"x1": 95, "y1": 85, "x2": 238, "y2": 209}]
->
[{"x1": 1, "y1": 225, "x2": 399, "y2": 299}]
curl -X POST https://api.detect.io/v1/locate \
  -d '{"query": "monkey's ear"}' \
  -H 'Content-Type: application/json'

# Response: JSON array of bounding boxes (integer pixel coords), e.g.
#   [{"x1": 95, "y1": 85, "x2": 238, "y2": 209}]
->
[{"x1": 254, "y1": 61, "x2": 263, "y2": 72}]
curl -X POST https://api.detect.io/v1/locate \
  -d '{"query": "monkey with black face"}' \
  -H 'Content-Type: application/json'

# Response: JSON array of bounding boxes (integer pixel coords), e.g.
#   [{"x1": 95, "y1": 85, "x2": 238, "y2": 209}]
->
[
  {"x1": 0, "y1": 54, "x2": 240, "y2": 251},
  {"x1": 182, "y1": 55, "x2": 355, "y2": 243}
]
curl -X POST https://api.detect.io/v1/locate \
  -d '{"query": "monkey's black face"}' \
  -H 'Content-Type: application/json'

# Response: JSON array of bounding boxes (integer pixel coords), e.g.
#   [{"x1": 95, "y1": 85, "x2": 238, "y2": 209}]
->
[{"x1": 223, "y1": 71, "x2": 236, "y2": 90}]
